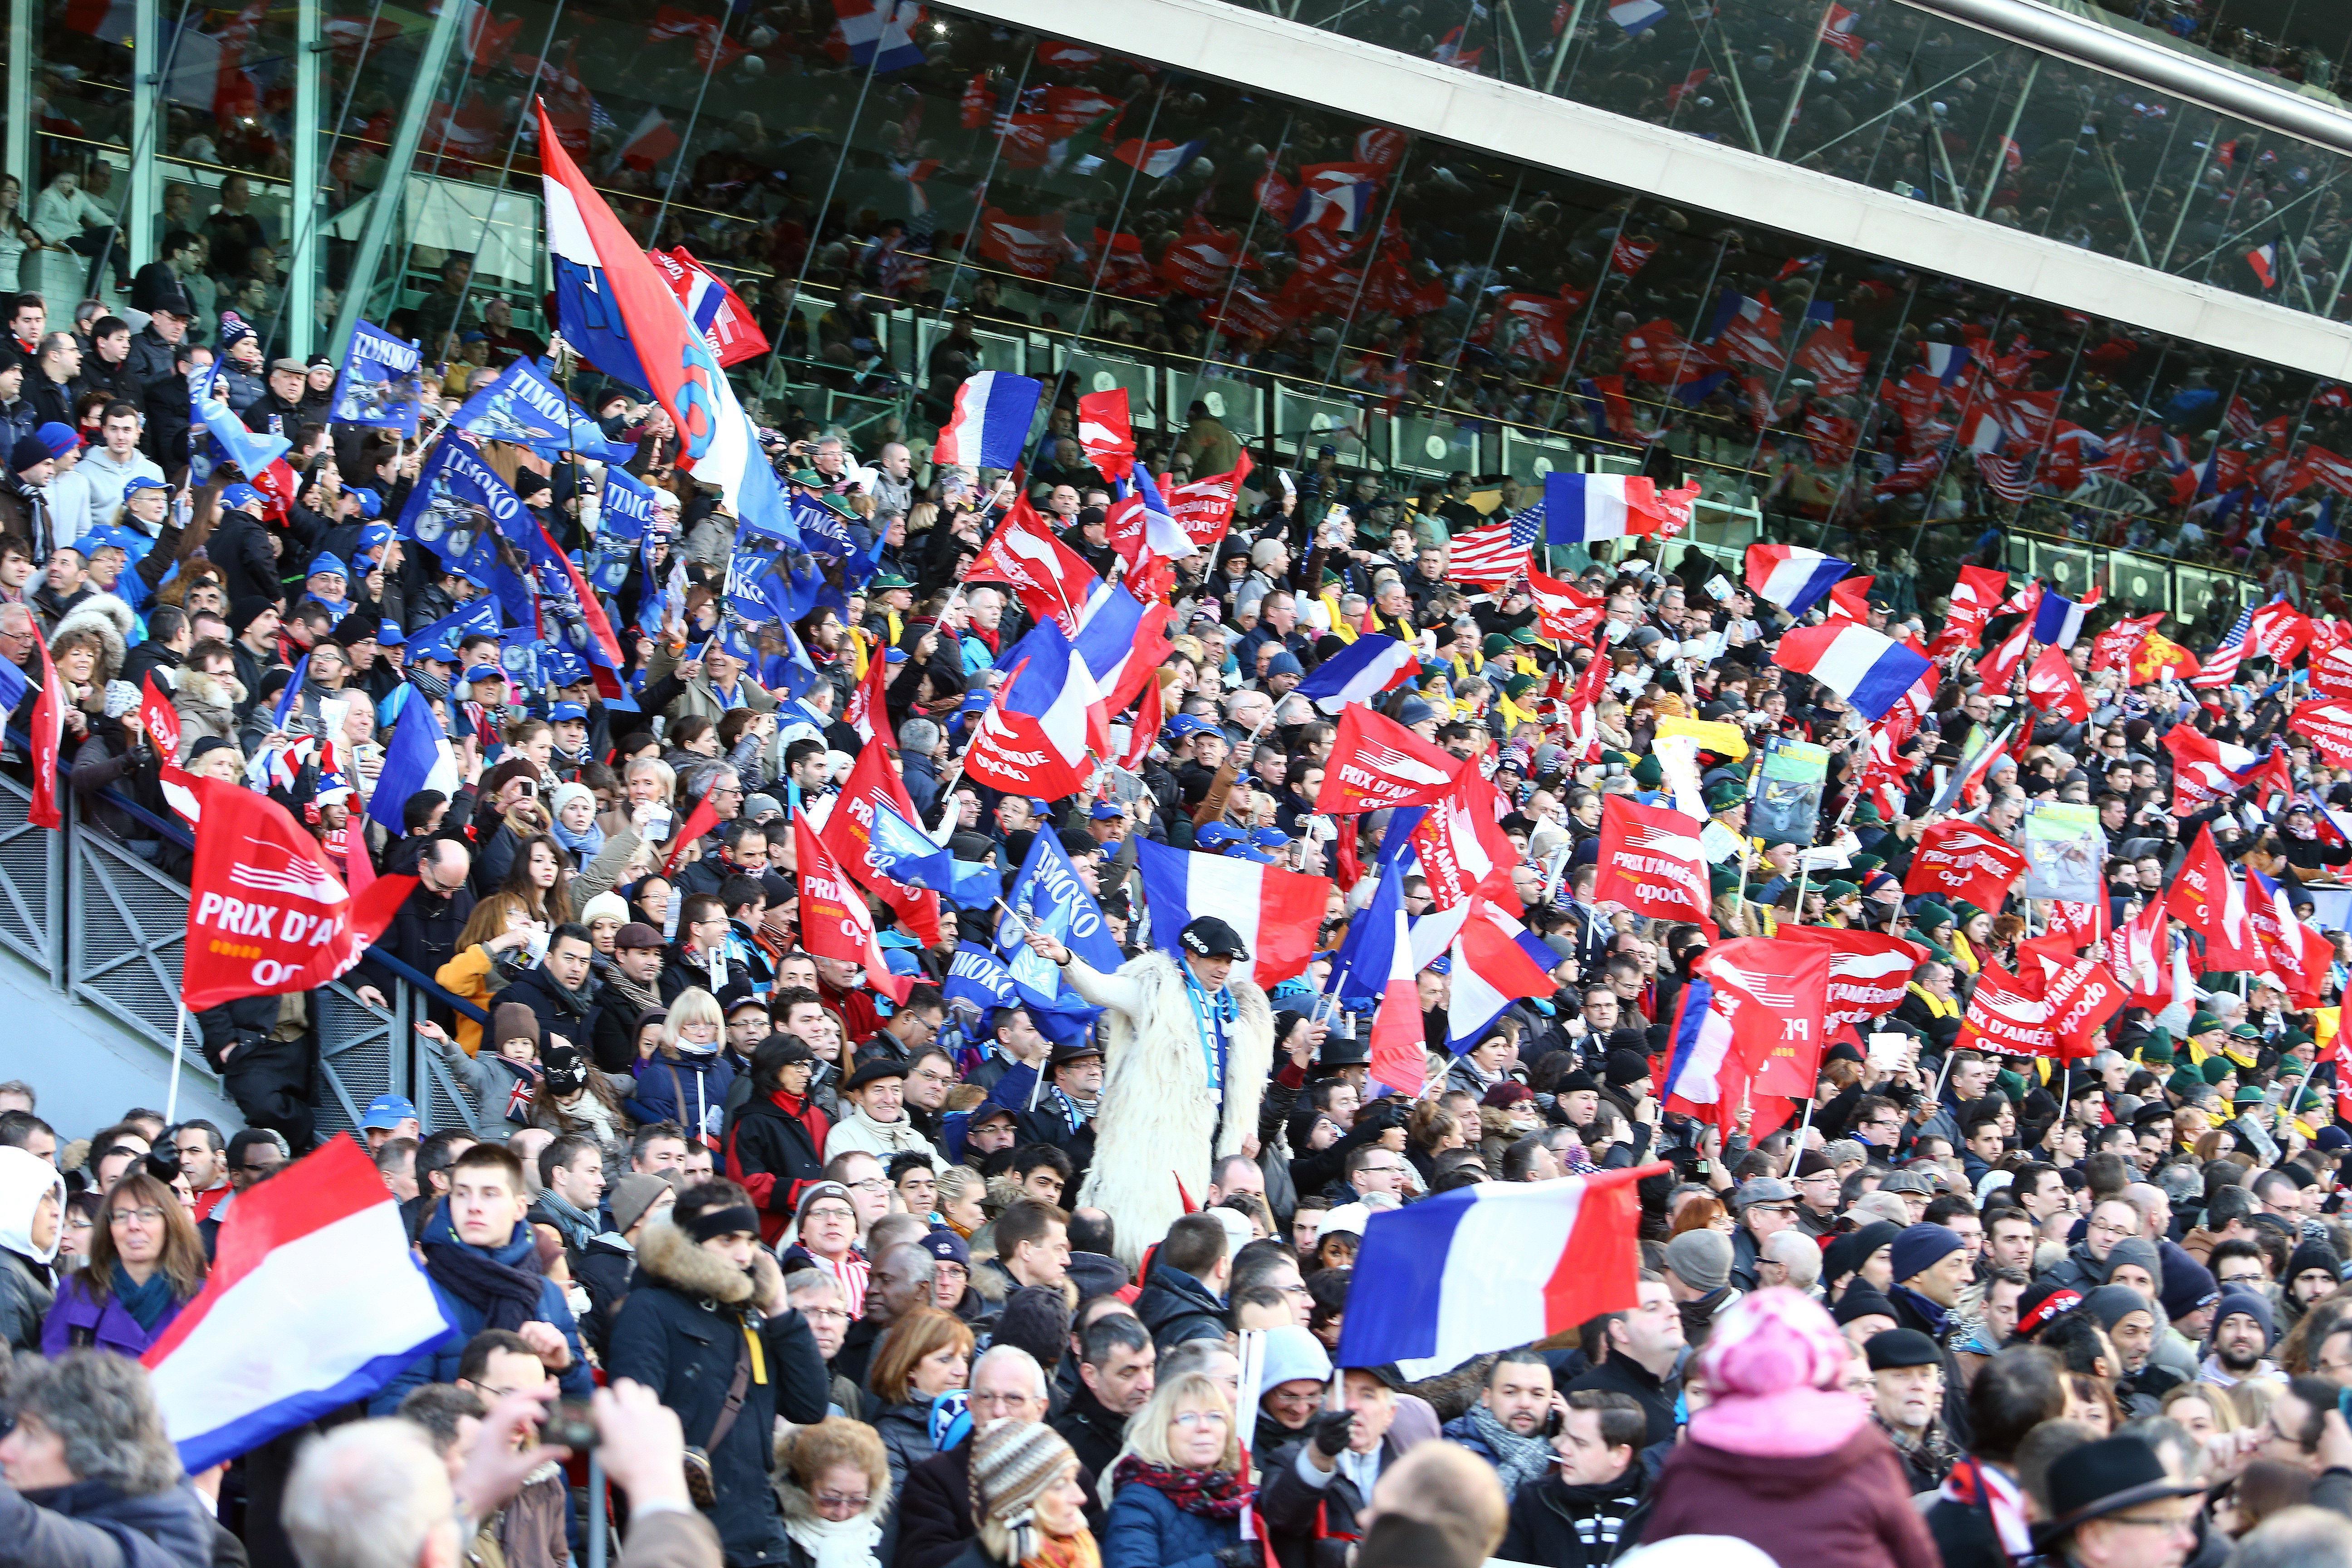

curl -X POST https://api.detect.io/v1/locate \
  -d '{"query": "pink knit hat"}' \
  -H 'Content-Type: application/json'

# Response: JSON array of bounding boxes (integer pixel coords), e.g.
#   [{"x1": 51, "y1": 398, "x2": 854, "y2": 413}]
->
[{"x1": 1685, "y1": 1287, "x2": 1870, "y2": 1459}]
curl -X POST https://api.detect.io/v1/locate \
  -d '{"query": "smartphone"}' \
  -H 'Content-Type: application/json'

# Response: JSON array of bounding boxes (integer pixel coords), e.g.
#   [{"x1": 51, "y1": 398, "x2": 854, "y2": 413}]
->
[
  {"x1": 515, "y1": 778, "x2": 537, "y2": 799},
  {"x1": 644, "y1": 806, "x2": 671, "y2": 843},
  {"x1": 541, "y1": 1401, "x2": 599, "y2": 1450}
]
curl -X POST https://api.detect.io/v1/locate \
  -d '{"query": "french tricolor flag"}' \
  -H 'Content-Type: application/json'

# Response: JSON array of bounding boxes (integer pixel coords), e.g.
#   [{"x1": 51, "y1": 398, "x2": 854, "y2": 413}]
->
[
  {"x1": 1744, "y1": 543, "x2": 1852, "y2": 617},
  {"x1": 2032, "y1": 583, "x2": 2098, "y2": 649},
  {"x1": 1607, "y1": 0, "x2": 1667, "y2": 33},
  {"x1": 960, "y1": 622, "x2": 1101, "y2": 800},
  {"x1": 1410, "y1": 897, "x2": 1558, "y2": 1047},
  {"x1": 933, "y1": 369, "x2": 1044, "y2": 471},
  {"x1": 1924, "y1": 341, "x2": 1971, "y2": 386},
  {"x1": 1296, "y1": 633, "x2": 1420, "y2": 715},
  {"x1": 1774, "y1": 621, "x2": 1935, "y2": 720},
  {"x1": 1540, "y1": 473, "x2": 1696, "y2": 542},
  {"x1": 1325, "y1": 862, "x2": 1426, "y2": 1097},
  {"x1": 1133, "y1": 838, "x2": 1330, "y2": 990},
  {"x1": 1334, "y1": 1162, "x2": 1659, "y2": 1379},
  {"x1": 1663, "y1": 975, "x2": 1741, "y2": 1132},
  {"x1": 1112, "y1": 137, "x2": 1207, "y2": 178},
  {"x1": 143, "y1": 1137, "x2": 452, "y2": 1470},
  {"x1": 833, "y1": 0, "x2": 926, "y2": 71}
]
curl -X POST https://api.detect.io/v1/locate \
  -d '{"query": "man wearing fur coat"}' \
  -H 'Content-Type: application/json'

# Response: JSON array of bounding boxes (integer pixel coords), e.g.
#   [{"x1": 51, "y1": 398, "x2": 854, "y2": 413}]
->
[{"x1": 1021, "y1": 915, "x2": 1274, "y2": 1272}]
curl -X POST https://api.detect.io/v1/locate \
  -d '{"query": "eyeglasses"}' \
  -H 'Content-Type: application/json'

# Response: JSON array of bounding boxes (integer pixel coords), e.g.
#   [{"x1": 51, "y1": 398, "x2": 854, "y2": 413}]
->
[
  {"x1": 110, "y1": 1206, "x2": 165, "y2": 1225},
  {"x1": 844, "y1": 1176, "x2": 890, "y2": 1192},
  {"x1": 815, "y1": 1492, "x2": 871, "y2": 1511},
  {"x1": 1171, "y1": 1410, "x2": 1230, "y2": 1429},
  {"x1": 803, "y1": 1206, "x2": 856, "y2": 1224},
  {"x1": 2219, "y1": 1271, "x2": 2268, "y2": 1287},
  {"x1": 797, "y1": 1305, "x2": 849, "y2": 1322},
  {"x1": 969, "y1": 1390, "x2": 1038, "y2": 1413}
]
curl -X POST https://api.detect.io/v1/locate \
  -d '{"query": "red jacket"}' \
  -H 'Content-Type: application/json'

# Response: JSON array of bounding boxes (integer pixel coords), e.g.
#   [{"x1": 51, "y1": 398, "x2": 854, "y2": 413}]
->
[
  {"x1": 722, "y1": 1087, "x2": 832, "y2": 1245},
  {"x1": 1641, "y1": 1426, "x2": 1936, "y2": 1568}
]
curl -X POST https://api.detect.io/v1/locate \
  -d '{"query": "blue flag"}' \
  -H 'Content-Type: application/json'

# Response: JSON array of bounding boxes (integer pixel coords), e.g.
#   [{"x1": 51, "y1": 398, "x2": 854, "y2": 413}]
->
[
  {"x1": 943, "y1": 941, "x2": 1017, "y2": 1017},
  {"x1": 369, "y1": 692, "x2": 461, "y2": 831},
  {"x1": 396, "y1": 437, "x2": 521, "y2": 582},
  {"x1": 330, "y1": 321, "x2": 425, "y2": 436},
  {"x1": 272, "y1": 652, "x2": 310, "y2": 730},
  {"x1": 453, "y1": 358, "x2": 634, "y2": 461},
  {"x1": 193, "y1": 361, "x2": 291, "y2": 478},
  {"x1": 993, "y1": 828, "x2": 1119, "y2": 1044},
  {"x1": 598, "y1": 466, "x2": 662, "y2": 545},
  {"x1": 405, "y1": 599, "x2": 501, "y2": 664},
  {"x1": 788, "y1": 492, "x2": 855, "y2": 557}
]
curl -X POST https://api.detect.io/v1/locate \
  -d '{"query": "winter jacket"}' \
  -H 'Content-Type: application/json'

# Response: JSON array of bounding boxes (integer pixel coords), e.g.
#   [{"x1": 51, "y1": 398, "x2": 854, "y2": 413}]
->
[
  {"x1": 170, "y1": 667, "x2": 244, "y2": 747},
  {"x1": 606, "y1": 1223, "x2": 828, "y2": 1566},
  {"x1": 722, "y1": 1089, "x2": 831, "y2": 1245},
  {"x1": 627, "y1": 1051, "x2": 736, "y2": 1145},
  {"x1": 1641, "y1": 1427, "x2": 1936, "y2": 1568},
  {"x1": 822, "y1": 1106, "x2": 943, "y2": 1166},
  {"x1": 0, "y1": 1247, "x2": 55, "y2": 1353},
  {"x1": 1497, "y1": 1469, "x2": 1650, "y2": 1568},
  {"x1": 1135, "y1": 1259, "x2": 1227, "y2": 1356},
  {"x1": 370, "y1": 1208, "x2": 593, "y2": 1413},
  {"x1": 499, "y1": 964, "x2": 600, "y2": 1056},
  {"x1": 1563, "y1": 1354, "x2": 1679, "y2": 1450},
  {"x1": 871, "y1": 1398, "x2": 938, "y2": 1533},
  {"x1": 1049, "y1": 1384, "x2": 1127, "y2": 1483},
  {"x1": 40, "y1": 1272, "x2": 188, "y2": 1358},
  {"x1": 0, "y1": 1148, "x2": 64, "y2": 1353},
  {"x1": 206, "y1": 509, "x2": 280, "y2": 606},
  {"x1": 430, "y1": 943, "x2": 524, "y2": 1057},
  {"x1": 890, "y1": 1439, "x2": 1102, "y2": 1568},
  {"x1": 1102, "y1": 1480, "x2": 1240, "y2": 1568},
  {"x1": 0, "y1": 1477, "x2": 220, "y2": 1568}
]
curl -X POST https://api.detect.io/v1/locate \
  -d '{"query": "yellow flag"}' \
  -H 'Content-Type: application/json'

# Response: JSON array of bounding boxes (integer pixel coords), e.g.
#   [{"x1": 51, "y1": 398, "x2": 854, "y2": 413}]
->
[{"x1": 1656, "y1": 713, "x2": 1750, "y2": 760}]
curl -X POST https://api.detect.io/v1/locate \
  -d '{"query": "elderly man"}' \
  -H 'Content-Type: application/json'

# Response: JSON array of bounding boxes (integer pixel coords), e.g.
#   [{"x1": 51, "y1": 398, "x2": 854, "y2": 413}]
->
[
  {"x1": 1024, "y1": 916, "x2": 1273, "y2": 1272},
  {"x1": 1867, "y1": 1328, "x2": 1958, "y2": 1491},
  {"x1": 1261, "y1": 1360, "x2": 1435, "y2": 1563},
  {"x1": 646, "y1": 632, "x2": 777, "y2": 727},
  {"x1": 893, "y1": 1346, "x2": 1102, "y2": 1568}
]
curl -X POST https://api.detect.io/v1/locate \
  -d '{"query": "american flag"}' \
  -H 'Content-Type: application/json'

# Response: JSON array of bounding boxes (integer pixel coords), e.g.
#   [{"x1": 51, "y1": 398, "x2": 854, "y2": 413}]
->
[
  {"x1": 1449, "y1": 502, "x2": 1544, "y2": 586},
  {"x1": 1978, "y1": 450, "x2": 2034, "y2": 503},
  {"x1": 2190, "y1": 604, "x2": 2255, "y2": 689}
]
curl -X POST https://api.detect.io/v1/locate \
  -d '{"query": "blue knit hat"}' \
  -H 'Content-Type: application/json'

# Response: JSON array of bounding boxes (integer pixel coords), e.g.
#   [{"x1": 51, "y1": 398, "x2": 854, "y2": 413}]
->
[{"x1": 1889, "y1": 1222, "x2": 1966, "y2": 1284}]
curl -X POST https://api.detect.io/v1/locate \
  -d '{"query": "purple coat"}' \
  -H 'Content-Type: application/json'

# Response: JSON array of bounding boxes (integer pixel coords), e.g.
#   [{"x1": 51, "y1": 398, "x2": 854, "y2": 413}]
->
[{"x1": 39, "y1": 1273, "x2": 181, "y2": 1357}]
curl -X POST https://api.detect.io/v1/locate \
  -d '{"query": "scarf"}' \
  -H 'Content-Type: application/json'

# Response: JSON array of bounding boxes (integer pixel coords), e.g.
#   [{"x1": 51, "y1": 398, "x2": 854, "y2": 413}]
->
[
  {"x1": 1889, "y1": 1280, "x2": 1950, "y2": 1338},
  {"x1": 536, "y1": 969, "x2": 597, "y2": 1020},
  {"x1": 1179, "y1": 965, "x2": 1236, "y2": 1088},
  {"x1": 1108, "y1": 1458, "x2": 1252, "y2": 1520},
  {"x1": 1463, "y1": 1402, "x2": 1555, "y2": 1497},
  {"x1": 535, "y1": 1187, "x2": 599, "y2": 1251},
  {"x1": 408, "y1": 669, "x2": 450, "y2": 701},
  {"x1": 113, "y1": 1269, "x2": 176, "y2": 1332},
  {"x1": 423, "y1": 1240, "x2": 545, "y2": 1330},
  {"x1": 1939, "y1": 1455, "x2": 2032, "y2": 1561},
  {"x1": 551, "y1": 814, "x2": 606, "y2": 863},
  {"x1": 782, "y1": 1511, "x2": 882, "y2": 1568},
  {"x1": 603, "y1": 967, "x2": 661, "y2": 1022},
  {"x1": 1022, "y1": 1534, "x2": 1098, "y2": 1568}
]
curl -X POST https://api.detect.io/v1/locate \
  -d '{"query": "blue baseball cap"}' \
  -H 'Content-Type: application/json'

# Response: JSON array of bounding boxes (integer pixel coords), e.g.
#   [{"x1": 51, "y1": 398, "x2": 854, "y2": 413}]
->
[
  {"x1": 462, "y1": 664, "x2": 507, "y2": 685},
  {"x1": 348, "y1": 488, "x2": 384, "y2": 519},
  {"x1": 410, "y1": 637, "x2": 455, "y2": 665},
  {"x1": 121, "y1": 474, "x2": 168, "y2": 500},
  {"x1": 357, "y1": 522, "x2": 394, "y2": 559},
  {"x1": 1250, "y1": 827, "x2": 1291, "y2": 850},
  {"x1": 362, "y1": 1093, "x2": 417, "y2": 1130},
  {"x1": 1226, "y1": 845, "x2": 1276, "y2": 864},
  {"x1": 1088, "y1": 799, "x2": 1124, "y2": 821},
  {"x1": 376, "y1": 620, "x2": 405, "y2": 647},
  {"x1": 1196, "y1": 822, "x2": 1239, "y2": 848},
  {"x1": 1163, "y1": 714, "x2": 1210, "y2": 740},
  {"x1": 222, "y1": 483, "x2": 266, "y2": 513},
  {"x1": 549, "y1": 701, "x2": 588, "y2": 721}
]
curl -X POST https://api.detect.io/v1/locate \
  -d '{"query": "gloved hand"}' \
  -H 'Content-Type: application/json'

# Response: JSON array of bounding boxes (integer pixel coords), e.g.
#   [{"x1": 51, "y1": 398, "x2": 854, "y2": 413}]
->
[
  {"x1": 1308, "y1": 1408, "x2": 1356, "y2": 1460},
  {"x1": 142, "y1": 1144, "x2": 183, "y2": 1185},
  {"x1": 1212, "y1": 1547, "x2": 1259, "y2": 1568}
]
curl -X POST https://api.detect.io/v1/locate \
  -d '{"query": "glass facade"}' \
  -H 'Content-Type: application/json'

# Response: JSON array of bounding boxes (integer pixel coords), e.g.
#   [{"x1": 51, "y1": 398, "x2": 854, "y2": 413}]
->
[
  {"x1": 1241, "y1": 0, "x2": 2352, "y2": 326},
  {"x1": 13, "y1": 0, "x2": 2352, "y2": 627}
]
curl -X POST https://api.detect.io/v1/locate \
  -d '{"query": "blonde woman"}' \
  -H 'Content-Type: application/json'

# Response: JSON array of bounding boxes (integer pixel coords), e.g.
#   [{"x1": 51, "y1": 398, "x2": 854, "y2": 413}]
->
[
  {"x1": 622, "y1": 986, "x2": 735, "y2": 1142},
  {"x1": 774, "y1": 1417, "x2": 891, "y2": 1568},
  {"x1": 1100, "y1": 1371, "x2": 1251, "y2": 1568},
  {"x1": 432, "y1": 892, "x2": 537, "y2": 1055}
]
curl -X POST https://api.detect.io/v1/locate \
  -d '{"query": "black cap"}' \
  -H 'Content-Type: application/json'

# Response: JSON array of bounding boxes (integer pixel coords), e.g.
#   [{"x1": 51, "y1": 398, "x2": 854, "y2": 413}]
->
[
  {"x1": 1318, "y1": 1029, "x2": 1371, "y2": 1068},
  {"x1": 1048, "y1": 1040, "x2": 1104, "y2": 1068},
  {"x1": 1179, "y1": 915, "x2": 1250, "y2": 960},
  {"x1": 2034, "y1": 1436, "x2": 2206, "y2": 1548},
  {"x1": 1863, "y1": 1327, "x2": 1941, "y2": 1371},
  {"x1": 843, "y1": 1057, "x2": 910, "y2": 1092},
  {"x1": 1556, "y1": 1069, "x2": 1600, "y2": 1096}
]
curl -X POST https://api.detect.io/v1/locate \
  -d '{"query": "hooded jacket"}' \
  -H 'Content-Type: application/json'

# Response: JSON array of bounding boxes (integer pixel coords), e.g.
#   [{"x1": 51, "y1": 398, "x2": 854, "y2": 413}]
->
[
  {"x1": 0, "y1": 1146, "x2": 65, "y2": 1352},
  {"x1": 606, "y1": 1222, "x2": 828, "y2": 1565},
  {"x1": 0, "y1": 1475, "x2": 220, "y2": 1568},
  {"x1": 170, "y1": 666, "x2": 245, "y2": 747},
  {"x1": 1641, "y1": 1426, "x2": 1934, "y2": 1568},
  {"x1": 1134, "y1": 1258, "x2": 1226, "y2": 1356}
]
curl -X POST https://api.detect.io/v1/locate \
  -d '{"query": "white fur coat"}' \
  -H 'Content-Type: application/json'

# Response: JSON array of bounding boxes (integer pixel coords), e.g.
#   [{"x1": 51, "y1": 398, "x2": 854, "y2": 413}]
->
[{"x1": 1067, "y1": 950, "x2": 1273, "y2": 1270}]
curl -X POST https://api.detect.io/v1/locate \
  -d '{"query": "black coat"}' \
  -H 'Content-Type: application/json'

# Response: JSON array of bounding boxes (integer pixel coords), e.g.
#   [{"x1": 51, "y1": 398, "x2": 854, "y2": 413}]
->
[
  {"x1": 1, "y1": 1474, "x2": 225, "y2": 1568},
  {"x1": 574, "y1": 1232, "x2": 634, "y2": 1359},
  {"x1": 499, "y1": 965, "x2": 598, "y2": 1054},
  {"x1": 1562, "y1": 1355, "x2": 1679, "y2": 1451},
  {"x1": 1134, "y1": 1259, "x2": 1226, "y2": 1356},
  {"x1": 362, "y1": 880, "x2": 476, "y2": 997},
  {"x1": 890, "y1": 1438, "x2": 1102, "y2": 1568},
  {"x1": 605, "y1": 1225, "x2": 828, "y2": 1566},
  {"x1": 1050, "y1": 1383, "x2": 1127, "y2": 1481},
  {"x1": 208, "y1": 509, "x2": 282, "y2": 606},
  {"x1": 1497, "y1": 1469, "x2": 1650, "y2": 1568}
]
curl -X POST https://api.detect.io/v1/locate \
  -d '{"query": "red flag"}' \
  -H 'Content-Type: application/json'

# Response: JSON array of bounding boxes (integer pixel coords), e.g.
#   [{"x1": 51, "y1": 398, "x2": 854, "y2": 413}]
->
[
  {"x1": 661, "y1": 784, "x2": 725, "y2": 877},
  {"x1": 1313, "y1": 706, "x2": 1464, "y2": 815},
  {"x1": 2089, "y1": 611, "x2": 2164, "y2": 674},
  {"x1": 1694, "y1": 939, "x2": 1833, "y2": 1100},
  {"x1": 181, "y1": 780, "x2": 415, "y2": 1011},
  {"x1": 1593, "y1": 798, "x2": 1715, "y2": 929},
  {"x1": 2293, "y1": 698, "x2": 2352, "y2": 765},
  {"x1": 139, "y1": 671, "x2": 183, "y2": 766},
  {"x1": 2046, "y1": 894, "x2": 2110, "y2": 948},
  {"x1": 648, "y1": 246, "x2": 771, "y2": 368},
  {"x1": 1958, "y1": 962, "x2": 2056, "y2": 1056},
  {"x1": 2164, "y1": 726, "x2": 2253, "y2": 816},
  {"x1": 1827, "y1": 575, "x2": 1874, "y2": 623},
  {"x1": 25, "y1": 629, "x2": 64, "y2": 830},
  {"x1": 1075, "y1": 387, "x2": 1135, "y2": 482},
  {"x1": 965, "y1": 497, "x2": 1102, "y2": 637},
  {"x1": 2167, "y1": 827, "x2": 2262, "y2": 969},
  {"x1": 1778, "y1": 926, "x2": 1926, "y2": 1027},
  {"x1": 844, "y1": 632, "x2": 892, "y2": 746},
  {"x1": 2025, "y1": 645, "x2": 2090, "y2": 723},
  {"x1": 1409, "y1": 773, "x2": 1520, "y2": 912},
  {"x1": 1118, "y1": 672, "x2": 1162, "y2": 773},
  {"x1": 1976, "y1": 619, "x2": 2033, "y2": 696},
  {"x1": 794, "y1": 809, "x2": 912, "y2": 1006},
  {"x1": 2020, "y1": 948, "x2": 2124, "y2": 1059},
  {"x1": 2102, "y1": 897, "x2": 2171, "y2": 1009},
  {"x1": 820, "y1": 740, "x2": 944, "y2": 947},
  {"x1": 1525, "y1": 569, "x2": 1606, "y2": 643},
  {"x1": 1165, "y1": 452, "x2": 1253, "y2": 553},
  {"x1": 1902, "y1": 821, "x2": 2028, "y2": 913}
]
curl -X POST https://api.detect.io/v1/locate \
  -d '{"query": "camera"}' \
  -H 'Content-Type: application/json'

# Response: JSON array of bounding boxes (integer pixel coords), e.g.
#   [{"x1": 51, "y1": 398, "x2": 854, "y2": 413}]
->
[{"x1": 540, "y1": 1402, "x2": 599, "y2": 1451}]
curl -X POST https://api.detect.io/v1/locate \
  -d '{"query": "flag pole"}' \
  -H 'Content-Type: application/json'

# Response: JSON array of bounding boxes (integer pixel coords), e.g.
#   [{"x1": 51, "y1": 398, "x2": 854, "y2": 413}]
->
[{"x1": 164, "y1": 1005, "x2": 187, "y2": 1125}]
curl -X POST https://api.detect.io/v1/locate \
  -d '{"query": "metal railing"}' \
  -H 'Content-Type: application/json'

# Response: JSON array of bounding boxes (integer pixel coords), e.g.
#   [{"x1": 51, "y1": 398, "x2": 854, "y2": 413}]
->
[{"x1": 0, "y1": 751, "x2": 495, "y2": 1143}]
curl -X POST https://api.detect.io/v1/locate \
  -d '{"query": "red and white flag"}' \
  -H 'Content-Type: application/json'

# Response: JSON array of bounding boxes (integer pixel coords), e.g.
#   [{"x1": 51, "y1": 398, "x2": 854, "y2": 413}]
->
[
  {"x1": 2102, "y1": 897, "x2": 2171, "y2": 1009},
  {"x1": 794, "y1": 808, "x2": 912, "y2": 1007},
  {"x1": 1164, "y1": 452, "x2": 1253, "y2": 553},
  {"x1": 1958, "y1": 963, "x2": 2055, "y2": 1055},
  {"x1": 821, "y1": 742, "x2": 944, "y2": 948},
  {"x1": 1694, "y1": 939, "x2": 1832, "y2": 1102},
  {"x1": 1313, "y1": 706, "x2": 1463, "y2": 815},
  {"x1": 1526, "y1": 569, "x2": 1607, "y2": 643},
  {"x1": 1902, "y1": 821, "x2": 2028, "y2": 913},
  {"x1": 2166, "y1": 827, "x2": 2262, "y2": 970},
  {"x1": 1075, "y1": 387, "x2": 1135, "y2": 482},
  {"x1": 1593, "y1": 797, "x2": 1715, "y2": 930},
  {"x1": 1779, "y1": 926, "x2": 1925, "y2": 1027},
  {"x1": 965, "y1": 497, "x2": 1102, "y2": 637},
  {"x1": 2025, "y1": 645, "x2": 2090, "y2": 723},
  {"x1": 2164, "y1": 725, "x2": 2256, "y2": 816},
  {"x1": 181, "y1": 781, "x2": 414, "y2": 1011}
]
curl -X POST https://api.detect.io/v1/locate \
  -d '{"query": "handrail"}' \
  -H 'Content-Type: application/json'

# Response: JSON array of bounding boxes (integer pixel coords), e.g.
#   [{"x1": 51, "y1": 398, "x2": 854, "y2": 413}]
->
[{"x1": 367, "y1": 946, "x2": 490, "y2": 1024}]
